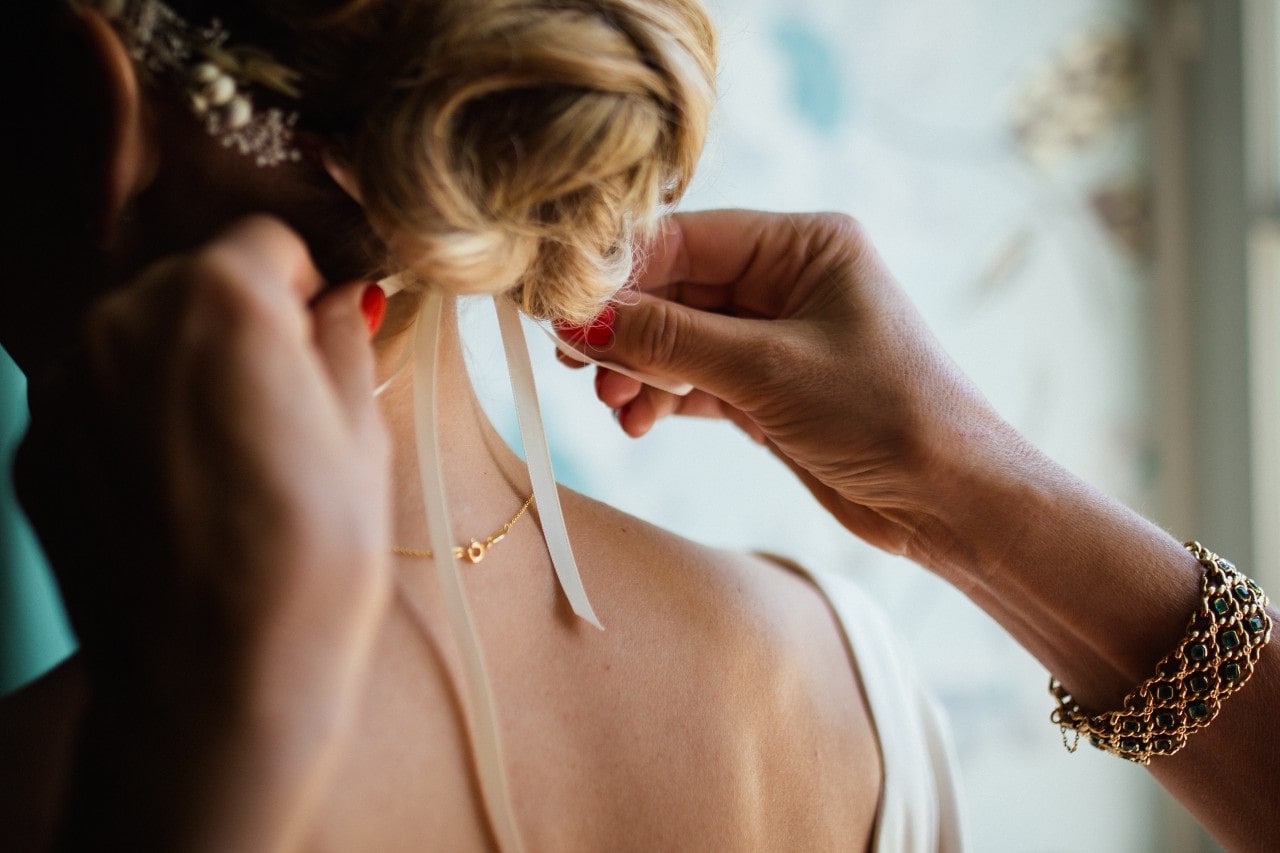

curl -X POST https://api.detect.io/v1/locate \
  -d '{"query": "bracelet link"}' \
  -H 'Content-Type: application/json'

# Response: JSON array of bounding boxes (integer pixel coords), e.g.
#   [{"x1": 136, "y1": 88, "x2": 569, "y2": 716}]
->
[{"x1": 1050, "y1": 542, "x2": 1272, "y2": 765}]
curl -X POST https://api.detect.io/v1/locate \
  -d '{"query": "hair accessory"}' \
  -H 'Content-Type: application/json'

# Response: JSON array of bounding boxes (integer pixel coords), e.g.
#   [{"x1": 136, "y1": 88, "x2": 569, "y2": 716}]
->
[
  {"x1": 392, "y1": 494, "x2": 534, "y2": 564},
  {"x1": 1050, "y1": 542, "x2": 1272, "y2": 765},
  {"x1": 81, "y1": 0, "x2": 302, "y2": 166}
]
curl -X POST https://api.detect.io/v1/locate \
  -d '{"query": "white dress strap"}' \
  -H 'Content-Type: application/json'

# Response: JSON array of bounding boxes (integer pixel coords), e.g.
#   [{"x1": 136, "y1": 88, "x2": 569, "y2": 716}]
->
[{"x1": 803, "y1": 569, "x2": 968, "y2": 853}]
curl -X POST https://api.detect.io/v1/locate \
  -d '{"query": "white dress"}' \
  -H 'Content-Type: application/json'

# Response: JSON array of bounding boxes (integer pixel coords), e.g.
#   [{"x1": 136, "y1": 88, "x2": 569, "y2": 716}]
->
[{"x1": 800, "y1": 567, "x2": 969, "y2": 852}]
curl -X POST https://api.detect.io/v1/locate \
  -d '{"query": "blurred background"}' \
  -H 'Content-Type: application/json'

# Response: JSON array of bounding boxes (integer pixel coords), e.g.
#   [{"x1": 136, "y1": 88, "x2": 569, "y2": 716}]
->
[{"x1": 5, "y1": 1, "x2": 1279, "y2": 850}]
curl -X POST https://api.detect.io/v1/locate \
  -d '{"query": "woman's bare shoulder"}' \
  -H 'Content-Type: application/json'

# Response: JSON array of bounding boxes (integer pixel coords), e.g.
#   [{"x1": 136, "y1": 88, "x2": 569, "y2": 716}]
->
[
  {"x1": 0, "y1": 654, "x2": 86, "y2": 851},
  {"x1": 558, "y1": 492, "x2": 884, "y2": 848},
  {"x1": 564, "y1": 490, "x2": 863, "y2": 655}
]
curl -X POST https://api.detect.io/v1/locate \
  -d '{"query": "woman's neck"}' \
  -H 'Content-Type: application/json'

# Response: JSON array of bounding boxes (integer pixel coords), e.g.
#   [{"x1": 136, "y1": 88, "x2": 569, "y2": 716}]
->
[{"x1": 373, "y1": 296, "x2": 532, "y2": 557}]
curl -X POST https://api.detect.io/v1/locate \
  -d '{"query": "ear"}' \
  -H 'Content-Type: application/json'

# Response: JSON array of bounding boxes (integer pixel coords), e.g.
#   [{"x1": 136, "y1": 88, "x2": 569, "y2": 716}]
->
[{"x1": 75, "y1": 8, "x2": 155, "y2": 238}]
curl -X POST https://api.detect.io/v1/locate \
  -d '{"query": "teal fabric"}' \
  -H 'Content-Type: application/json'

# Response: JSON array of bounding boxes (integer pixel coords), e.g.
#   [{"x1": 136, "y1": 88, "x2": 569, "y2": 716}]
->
[{"x1": 0, "y1": 348, "x2": 75, "y2": 695}]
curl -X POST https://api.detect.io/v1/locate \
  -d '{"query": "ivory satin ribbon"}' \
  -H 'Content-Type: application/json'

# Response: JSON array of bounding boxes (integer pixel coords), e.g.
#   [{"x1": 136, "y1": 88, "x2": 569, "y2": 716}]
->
[
  {"x1": 408, "y1": 289, "x2": 607, "y2": 851},
  {"x1": 382, "y1": 270, "x2": 693, "y2": 398}
]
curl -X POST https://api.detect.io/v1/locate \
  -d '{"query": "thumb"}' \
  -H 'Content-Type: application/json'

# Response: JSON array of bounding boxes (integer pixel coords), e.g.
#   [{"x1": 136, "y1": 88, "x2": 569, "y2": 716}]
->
[{"x1": 608, "y1": 294, "x2": 775, "y2": 407}]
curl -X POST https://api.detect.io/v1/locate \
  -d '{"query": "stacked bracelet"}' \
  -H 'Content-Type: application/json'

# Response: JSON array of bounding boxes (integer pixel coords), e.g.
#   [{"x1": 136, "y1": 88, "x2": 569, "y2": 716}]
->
[{"x1": 1050, "y1": 542, "x2": 1272, "y2": 766}]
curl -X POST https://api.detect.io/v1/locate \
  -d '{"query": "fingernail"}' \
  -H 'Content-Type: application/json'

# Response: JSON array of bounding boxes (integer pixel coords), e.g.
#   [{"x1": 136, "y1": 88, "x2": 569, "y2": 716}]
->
[
  {"x1": 554, "y1": 304, "x2": 616, "y2": 349},
  {"x1": 360, "y1": 283, "x2": 387, "y2": 337}
]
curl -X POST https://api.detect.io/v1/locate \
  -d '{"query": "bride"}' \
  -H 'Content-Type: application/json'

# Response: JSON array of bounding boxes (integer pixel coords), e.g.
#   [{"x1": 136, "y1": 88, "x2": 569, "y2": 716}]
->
[{"x1": 0, "y1": 0, "x2": 961, "y2": 849}]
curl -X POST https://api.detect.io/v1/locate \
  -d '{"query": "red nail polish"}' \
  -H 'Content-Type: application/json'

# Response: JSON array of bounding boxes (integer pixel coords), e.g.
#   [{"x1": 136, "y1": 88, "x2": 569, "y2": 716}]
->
[
  {"x1": 594, "y1": 370, "x2": 605, "y2": 396},
  {"x1": 361, "y1": 283, "x2": 387, "y2": 336},
  {"x1": 554, "y1": 304, "x2": 616, "y2": 348}
]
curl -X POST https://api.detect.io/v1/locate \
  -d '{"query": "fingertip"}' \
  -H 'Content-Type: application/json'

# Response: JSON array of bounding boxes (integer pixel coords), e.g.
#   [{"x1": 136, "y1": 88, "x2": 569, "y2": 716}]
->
[
  {"x1": 614, "y1": 404, "x2": 636, "y2": 437},
  {"x1": 311, "y1": 278, "x2": 358, "y2": 317},
  {"x1": 617, "y1": 400, "x2": 654, "y2": 438},
  {"x1": 598, "y1": 369, "x2": 642, "y2": 408},
  {"x1": 310, "y1": 280, "x2": 379, "y2": 415}
]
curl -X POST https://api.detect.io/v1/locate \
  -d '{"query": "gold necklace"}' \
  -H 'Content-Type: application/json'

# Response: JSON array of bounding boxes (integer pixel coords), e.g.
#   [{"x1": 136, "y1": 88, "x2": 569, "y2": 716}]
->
[{"x1": 392, "y1": 494, "x2": 535, "y2": 564}]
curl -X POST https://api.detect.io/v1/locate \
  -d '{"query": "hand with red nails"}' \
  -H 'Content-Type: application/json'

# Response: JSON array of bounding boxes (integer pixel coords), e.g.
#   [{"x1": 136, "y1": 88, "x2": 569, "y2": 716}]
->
[
  {"x1": 16, "y1": 216, "x2": 392, "y2": 849},
  {"x1": 576, "y1": 208, "x2": 1002, "y2": 558},
  {"x1": 571, "y1": 209, "x2": 1280, "y2": 847}
]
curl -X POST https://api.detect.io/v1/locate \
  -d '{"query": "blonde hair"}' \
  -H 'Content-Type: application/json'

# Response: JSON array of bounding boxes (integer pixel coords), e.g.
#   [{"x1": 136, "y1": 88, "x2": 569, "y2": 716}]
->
[{"x1": 259, "y1": 0, "x2": 717, "y2": 322}]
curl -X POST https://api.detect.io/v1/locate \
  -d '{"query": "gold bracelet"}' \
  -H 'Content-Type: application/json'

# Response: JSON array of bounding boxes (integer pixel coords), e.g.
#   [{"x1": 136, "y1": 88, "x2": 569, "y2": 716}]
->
[{"x1": 1049, "y1": 542, "x2": 1272, "y2": 765}]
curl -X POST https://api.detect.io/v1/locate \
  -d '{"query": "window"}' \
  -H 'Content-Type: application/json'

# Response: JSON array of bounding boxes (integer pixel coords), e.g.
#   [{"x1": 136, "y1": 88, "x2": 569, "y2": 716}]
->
[
  {"x1": 1153, "y1": 0, "x2": 1276, "y2": 596},
  {"x1": 1246, "y1": 0, "x2": 1280, "y2": 588}
]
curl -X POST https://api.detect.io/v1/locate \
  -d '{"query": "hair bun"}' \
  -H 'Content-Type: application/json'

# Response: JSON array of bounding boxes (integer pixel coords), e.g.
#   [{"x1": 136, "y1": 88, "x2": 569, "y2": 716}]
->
[{"x1": 318, "y1": 0, "x2": 716, "y2": 321}]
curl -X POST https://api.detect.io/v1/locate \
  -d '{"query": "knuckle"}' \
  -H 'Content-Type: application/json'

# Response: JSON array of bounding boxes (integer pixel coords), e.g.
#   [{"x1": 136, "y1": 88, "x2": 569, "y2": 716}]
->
[
  {"x1": 631, "y1": 300, "x2": 681, "y2": 367},
  {"x1": 184, "y1": 249, "x2": 277, "y2": 332},
  {"x1": 230, "y1": 214, "x2": 312, "y2": 271},
  {"x1": 816, "y1": 211, "x2": 869, "y2": 246},
  {"x1": 747, "y1": 326, "x2": 805, "y2": 392},
  {"x1": 809, "y1": 212, "x2": 886, "y2": 294},
  {"x1": 221, "y1": 214, "x2": 308, "y2": 260},
  {"x1": 233, "y1": 212, "x2": 296, "y2": 239}
]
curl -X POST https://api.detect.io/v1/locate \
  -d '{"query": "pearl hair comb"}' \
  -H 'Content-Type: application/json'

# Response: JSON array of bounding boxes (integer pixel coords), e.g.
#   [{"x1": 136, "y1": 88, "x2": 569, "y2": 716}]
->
[{"x1": 81, "y1": 0, "x2": 303, "y2": 166}]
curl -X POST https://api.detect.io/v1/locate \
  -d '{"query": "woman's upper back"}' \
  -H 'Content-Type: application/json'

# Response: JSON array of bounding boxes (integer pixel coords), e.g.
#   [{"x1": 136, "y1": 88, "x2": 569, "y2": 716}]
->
[
  {"x1": 305, "y1": 490, "x2": 883, "y2": 850},
  {"x1": 0, "y1": 490, "x2": 885, "y2": 851}
]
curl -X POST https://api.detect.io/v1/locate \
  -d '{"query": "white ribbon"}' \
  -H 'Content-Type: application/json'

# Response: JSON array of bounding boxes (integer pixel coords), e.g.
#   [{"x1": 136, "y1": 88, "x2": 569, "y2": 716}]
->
[
  {"x1": 413, "y1": 291, "x2": 526, "y2": 852},
  {"x1": 495, "y1": 297, "x2": 604, "y2": 630},
  {"x1": 405, "y1": 292, "x2": 607, "y2": 852}
]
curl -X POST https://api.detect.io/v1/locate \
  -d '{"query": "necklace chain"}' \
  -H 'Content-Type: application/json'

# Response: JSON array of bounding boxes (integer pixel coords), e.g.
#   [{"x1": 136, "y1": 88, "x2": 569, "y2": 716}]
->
[{"x1": 392, "y1": 494, "x2": 535, "y2": 564}]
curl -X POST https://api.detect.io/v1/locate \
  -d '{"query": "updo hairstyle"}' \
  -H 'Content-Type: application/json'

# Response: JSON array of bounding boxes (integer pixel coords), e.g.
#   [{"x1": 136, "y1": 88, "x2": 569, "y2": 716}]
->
[{"x1": 173, "y1": 0, "x2": 717, "y2": 322}]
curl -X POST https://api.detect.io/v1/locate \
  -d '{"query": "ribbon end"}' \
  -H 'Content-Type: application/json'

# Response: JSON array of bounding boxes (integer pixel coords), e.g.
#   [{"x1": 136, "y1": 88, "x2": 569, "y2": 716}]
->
[{"x1": 577, "y1": 608, "x2": 605, "y2": 632}]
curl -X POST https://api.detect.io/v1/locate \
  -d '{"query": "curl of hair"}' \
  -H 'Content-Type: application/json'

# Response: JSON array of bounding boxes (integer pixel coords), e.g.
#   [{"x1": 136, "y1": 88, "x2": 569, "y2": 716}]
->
[{"x1": 266, "y1": 0, "x2": 717, "y2": 322}]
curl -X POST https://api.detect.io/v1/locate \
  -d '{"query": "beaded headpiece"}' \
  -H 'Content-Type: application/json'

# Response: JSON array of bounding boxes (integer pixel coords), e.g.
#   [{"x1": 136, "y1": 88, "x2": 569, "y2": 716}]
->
[{"x1": 81, "y1": 0, "x2": 303, "y2": 166}]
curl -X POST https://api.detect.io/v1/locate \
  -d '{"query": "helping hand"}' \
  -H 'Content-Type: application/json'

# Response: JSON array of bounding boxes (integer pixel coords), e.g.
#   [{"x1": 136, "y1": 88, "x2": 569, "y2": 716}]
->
[
  {"x1": 17, "y1": 216, "x2": 392, "y2": 734},
  {"x1": 580, "y1": 209, "x2": 1020, "y2": 559}
]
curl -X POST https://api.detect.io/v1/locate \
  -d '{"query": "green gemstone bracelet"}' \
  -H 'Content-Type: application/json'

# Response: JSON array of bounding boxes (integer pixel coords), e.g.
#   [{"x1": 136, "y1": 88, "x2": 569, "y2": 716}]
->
[{"x1": 1049, "y1": 542, "x2": 1272, "y2": 765}]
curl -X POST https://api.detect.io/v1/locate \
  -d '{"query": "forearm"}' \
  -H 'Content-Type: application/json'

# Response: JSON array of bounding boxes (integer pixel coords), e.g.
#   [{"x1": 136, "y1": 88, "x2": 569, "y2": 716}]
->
[
  {"x1": 917, "y1": 440, "x2": 1200, "y2": 707},
  {"x1": 914, "y1": 435, "x2": 1279, "y2": 848}
]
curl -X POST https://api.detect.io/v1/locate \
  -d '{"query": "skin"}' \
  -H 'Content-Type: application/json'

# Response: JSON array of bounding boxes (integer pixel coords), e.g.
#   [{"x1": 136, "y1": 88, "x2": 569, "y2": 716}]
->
[
  {"x1": 0, "y1": 8, "x2": 882, "y2": 851},
  {"x1": 579, "y1": 209, "x2": 1280, "y2": 851}
]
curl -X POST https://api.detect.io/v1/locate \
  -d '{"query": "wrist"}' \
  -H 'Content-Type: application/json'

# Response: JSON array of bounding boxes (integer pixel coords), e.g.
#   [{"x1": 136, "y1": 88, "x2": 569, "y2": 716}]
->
[
  {"x1": 899, "y1": 417, "x2": 1052, "y2": 589},
  {"x1": 900, "y1": 419, "x2": 1208, "y2": 708}
]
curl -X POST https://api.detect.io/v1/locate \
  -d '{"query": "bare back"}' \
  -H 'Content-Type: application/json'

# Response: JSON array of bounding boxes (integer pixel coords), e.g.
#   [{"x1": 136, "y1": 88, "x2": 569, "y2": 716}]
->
[
  {"x1": 310, "y1": 490, "x2": 883, "y2": 850},
  {"x1": 1, "y1": 490, "x2": 883, "y2": 851}
]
